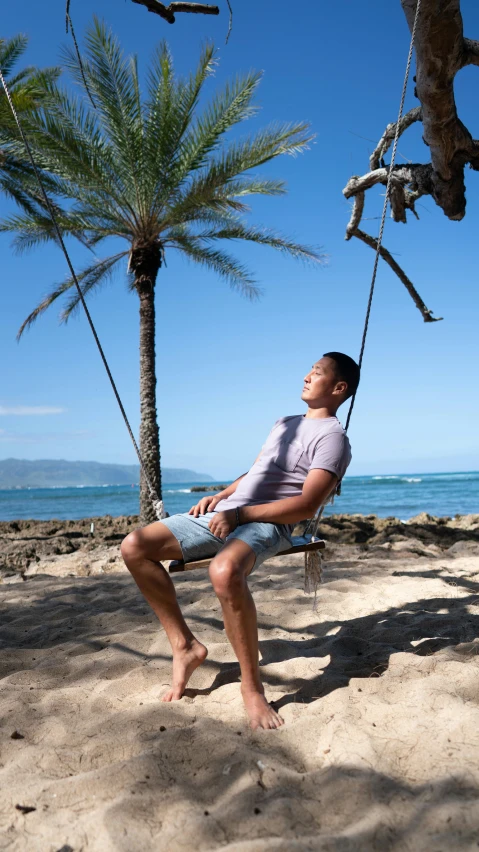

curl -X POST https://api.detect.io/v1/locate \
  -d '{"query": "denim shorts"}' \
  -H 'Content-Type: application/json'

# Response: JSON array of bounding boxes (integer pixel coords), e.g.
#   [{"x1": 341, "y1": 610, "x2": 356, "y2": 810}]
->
[{"x1": 160, "y1": 511, "x2": 292, "y2": 572}]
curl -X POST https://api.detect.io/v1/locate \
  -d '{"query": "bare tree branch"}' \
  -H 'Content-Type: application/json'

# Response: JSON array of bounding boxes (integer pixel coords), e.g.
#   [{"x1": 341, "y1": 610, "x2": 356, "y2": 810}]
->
[
  {"x1": 389, "y1": 178, "x2": 408, "y2": 224},
  {"x1": 370, "y1": 106, "x2": 422, "y2": 170},
  {"x1": 401, "y1": 0, "x2": 479, "y2": 219},
  {"x1": 343, "y1": 164, "x2": 433, "y2": 204},
  {"x1": 343, "y1": 2, "x2": 479, "y2": 322},
  {"x1": 130, "y1": 0, "x2": 219, "y2": 23},
  {"x1": 345, "y1": 191, "x2": 364, "y2": 240},
  {"x1": 463, "y1": 38, "x2": 479, "y2": 67},
  {"x1": 352, "y1": 229, "x2": 442, "y2": 323}
]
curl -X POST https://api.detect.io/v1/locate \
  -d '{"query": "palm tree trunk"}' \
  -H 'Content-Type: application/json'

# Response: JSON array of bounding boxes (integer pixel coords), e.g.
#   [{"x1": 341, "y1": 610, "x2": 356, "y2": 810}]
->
[{"x1": 132, "y1": 243, "x2": 162, "y2": 525}]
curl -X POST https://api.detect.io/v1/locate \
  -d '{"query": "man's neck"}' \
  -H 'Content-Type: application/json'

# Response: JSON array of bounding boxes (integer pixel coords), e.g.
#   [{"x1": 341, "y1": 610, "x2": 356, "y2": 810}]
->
[{"x1": 304, "y1": 406, "x2": 337, "y2": 420}]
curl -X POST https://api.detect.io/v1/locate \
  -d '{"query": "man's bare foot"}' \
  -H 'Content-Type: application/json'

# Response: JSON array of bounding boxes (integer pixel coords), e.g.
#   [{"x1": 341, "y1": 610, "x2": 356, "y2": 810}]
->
[
  {"x1": 162, "y1": 639, "x2": 208, "y2": 701},
  {"x1": 241, "y1": 686, "x2": 284, "y2": 730}
]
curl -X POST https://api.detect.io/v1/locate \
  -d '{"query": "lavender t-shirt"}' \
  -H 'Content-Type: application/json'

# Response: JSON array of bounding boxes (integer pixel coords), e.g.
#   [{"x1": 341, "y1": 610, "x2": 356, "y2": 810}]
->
[{"x1": 215, "y1": 415, "x2": 351, "y2": 519}]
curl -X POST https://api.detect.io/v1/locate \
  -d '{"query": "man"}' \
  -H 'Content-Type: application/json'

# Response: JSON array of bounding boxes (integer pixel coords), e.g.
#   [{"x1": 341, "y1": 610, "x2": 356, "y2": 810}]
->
[{"x1": 121, "y1": 352, "x2": 359, "y2": 730}]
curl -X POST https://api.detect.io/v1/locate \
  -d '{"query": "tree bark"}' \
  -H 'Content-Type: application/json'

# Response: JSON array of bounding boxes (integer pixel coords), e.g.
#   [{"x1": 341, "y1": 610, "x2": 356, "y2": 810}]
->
[
  {"x1": 401, "y1": 0, "x2": 479, "y2": 219},
  {"x1": 131, "y1": 243, "x2": 162, "y2": 525},
  {"x1": 130, "y1": 0, "x2": 219, "y2": 23}
]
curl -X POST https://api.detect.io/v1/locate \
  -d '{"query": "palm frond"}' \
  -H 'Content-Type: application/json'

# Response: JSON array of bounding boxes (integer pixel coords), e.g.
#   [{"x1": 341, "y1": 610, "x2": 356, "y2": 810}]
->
[
  {"x1": 167, "y1": 69, "x2": 262, "y2": 191},
  {"x1": 171, "y1": 222, "x2": 324, "y2": 265},
  {"x1": 145, "y1": 42, "x2": 216, "y2": 202},
  {"x1": 61, "y1": 19, "x2": 145, "y2": 216},
  {"x1": 20, "y1": 84, "x2": 140, "y2": 233},
  {"x1": 164, "y1": 125, "x2": 312, "y2": 227},
  {"x1": 0, "y1": 35, "x2": 29, "y2": 79},
  {"x1": 17, "y1": 251, "x2": 127, "y2": 338},
  {"x1": 0, "y1": 210, "x2": 60, "y2": 252},
  {"x1": 173, "y1": 232, "x2": 259, "y2": 299},
  {"x1": 60, "y1": 251, "x2": 128, "y2": 320},
  {"x1": 198, "y1": 122, "x2": 314, "y2": 188},
  {"x1": 0, "y1": 206, "x2": 98, "y2": 253},
  {"x1": 0, "y1": 36, "x2": 60, "y2": 137},
  {"x1": 164, "y1": 177, "x2": 287, "y2": 227}
]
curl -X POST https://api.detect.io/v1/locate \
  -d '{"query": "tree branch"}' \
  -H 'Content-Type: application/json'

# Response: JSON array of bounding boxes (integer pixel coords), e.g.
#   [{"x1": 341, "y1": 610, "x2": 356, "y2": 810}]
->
[
  {"x1": 463, "y1": 38, "x2": 479, "y2": 67},
  {"x1": 343, "y1": 163, "x2": 433, "y2": 208},
  {"x1": 345, "y1": 191, "x2": 364, "y2": 240},
  {"x1": 401, "y1": 0, "x2": 479, "y2": 219},
  {"x1": 130, "y1": 0, "x2": 219, "y2": 23},
  {"x1": 352, "y1": 229, "x2": 442, "y2": 323},
  {"x1": 369, "y1": 106, "x2": 422, "y2": 170}
]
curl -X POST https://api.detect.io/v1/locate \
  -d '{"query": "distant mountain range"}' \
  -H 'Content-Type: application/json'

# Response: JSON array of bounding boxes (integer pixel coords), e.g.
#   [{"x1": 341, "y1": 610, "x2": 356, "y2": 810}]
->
[{"x1": 0, "y1": 459, "x2": 213, "y2": 489}]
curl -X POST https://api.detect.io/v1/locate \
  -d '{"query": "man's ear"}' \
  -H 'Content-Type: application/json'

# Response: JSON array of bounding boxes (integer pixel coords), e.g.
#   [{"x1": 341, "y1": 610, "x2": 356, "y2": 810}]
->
[{"x1": 334, "y1": 381, "x2": 348, "y2": 397}]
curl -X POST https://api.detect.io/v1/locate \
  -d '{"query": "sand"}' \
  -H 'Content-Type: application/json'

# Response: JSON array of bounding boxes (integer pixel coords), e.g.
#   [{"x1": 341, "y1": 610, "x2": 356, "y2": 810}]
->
[{"x1": 1, "y1": 515, "x2": 479, "y2": 850}]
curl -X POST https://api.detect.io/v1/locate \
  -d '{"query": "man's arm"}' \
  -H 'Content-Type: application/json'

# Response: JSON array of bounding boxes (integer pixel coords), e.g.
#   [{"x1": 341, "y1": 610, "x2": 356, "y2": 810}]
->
[
  {"x1": 208, "y1": 468, "x2": 337, "y2": 535},
  {"x1": 189, "y1": 451, "x2": 263, "y2": 517}
]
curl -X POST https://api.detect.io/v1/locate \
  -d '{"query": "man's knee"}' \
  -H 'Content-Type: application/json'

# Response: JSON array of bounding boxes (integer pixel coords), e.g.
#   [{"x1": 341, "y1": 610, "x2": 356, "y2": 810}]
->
[
  {"x1": 209, "y1": 555, "x2": 245, "y2": 601},
  {"x1": 121, "y1": 529, "x2": 146, "y2": 567}
]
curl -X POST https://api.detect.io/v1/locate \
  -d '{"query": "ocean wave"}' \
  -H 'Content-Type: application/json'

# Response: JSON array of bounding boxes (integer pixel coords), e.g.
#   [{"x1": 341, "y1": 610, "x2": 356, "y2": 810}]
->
[
  {"x1": 425, "y1": 473, "x2": 479, "y2": 482},
  {"x1": 402, "y1": 477, "x2": 422, "y2": 483},
  {"x1": 165, "y1": 488, "x2": 191, "y2": 494},
  {"x1": 372, "y1": 476, "x2": 399, "y2": 480}
]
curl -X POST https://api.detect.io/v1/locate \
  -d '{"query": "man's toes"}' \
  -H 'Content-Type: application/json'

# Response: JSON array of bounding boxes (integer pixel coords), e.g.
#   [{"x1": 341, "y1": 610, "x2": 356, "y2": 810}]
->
[{"x1": 171, "y1": 687, "x2": 183, "y2": 700}]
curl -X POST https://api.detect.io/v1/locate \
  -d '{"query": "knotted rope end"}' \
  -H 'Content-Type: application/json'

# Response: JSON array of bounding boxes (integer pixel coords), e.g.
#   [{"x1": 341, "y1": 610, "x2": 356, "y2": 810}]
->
[{"x1": 304, "y1": 544, "x2": 323, "y2": 612}]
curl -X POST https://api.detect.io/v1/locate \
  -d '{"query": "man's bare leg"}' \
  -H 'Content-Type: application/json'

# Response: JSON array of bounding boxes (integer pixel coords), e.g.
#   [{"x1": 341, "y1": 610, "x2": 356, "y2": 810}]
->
[
  {"x1": 121, "y1": 523, "x2": 207, "y2": 700},
  {"x1": 209, "y1": 539, "x2": 284, "y2": 730}
]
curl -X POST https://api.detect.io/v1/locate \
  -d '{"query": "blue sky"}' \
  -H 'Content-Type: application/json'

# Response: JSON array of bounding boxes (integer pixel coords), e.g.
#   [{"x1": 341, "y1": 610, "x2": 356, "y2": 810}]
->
[{"x1": 1, "y1": 0, "x2": 478, "y2": 480}]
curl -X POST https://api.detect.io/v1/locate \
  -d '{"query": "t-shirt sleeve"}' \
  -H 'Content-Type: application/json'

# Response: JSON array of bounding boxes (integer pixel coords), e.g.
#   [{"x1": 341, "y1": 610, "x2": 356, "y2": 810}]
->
[
  {"x1": 309, "y1": 432, "x2": 351, "y2": 479},
  {"x1": 261, "y1": 418, "x2": 283, "y2": 450}
]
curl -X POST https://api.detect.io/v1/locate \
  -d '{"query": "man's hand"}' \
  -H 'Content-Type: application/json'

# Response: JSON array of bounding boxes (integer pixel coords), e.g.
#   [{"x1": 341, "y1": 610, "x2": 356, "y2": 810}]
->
[
  {"x1": 208, "y1": 509, "x2": 238, "y2": 540},
  {"x1": 188, "y1": 493, "x2": 224, "y2": 517}
]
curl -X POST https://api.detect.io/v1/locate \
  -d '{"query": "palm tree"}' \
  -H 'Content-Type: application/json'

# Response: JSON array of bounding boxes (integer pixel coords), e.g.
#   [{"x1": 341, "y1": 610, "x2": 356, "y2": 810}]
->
[
  {"x1": 1, "y1": 20, "x2": 323, "y2": 523},
  {"x1": 0, "y1": 35, "x2": 59, "y2": 197}
]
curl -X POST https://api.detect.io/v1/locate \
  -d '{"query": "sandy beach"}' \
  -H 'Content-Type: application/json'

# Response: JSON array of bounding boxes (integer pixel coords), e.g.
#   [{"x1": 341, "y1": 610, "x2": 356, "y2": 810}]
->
[{"x1": 2, "y1": 513, "x2": 479, "y2": 850}]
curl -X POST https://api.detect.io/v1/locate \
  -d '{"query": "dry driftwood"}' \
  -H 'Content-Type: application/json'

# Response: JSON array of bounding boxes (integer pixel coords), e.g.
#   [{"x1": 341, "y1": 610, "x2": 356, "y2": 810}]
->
[
  {"x1": 130, "y1": 0, "x2": 219, "y2": 23},
  {"x1": 401, "y1": 0, "x2": 479, "y2": 220},
  {"x1": 343, "y1": 0, "x2": 479, "y2": 321}
]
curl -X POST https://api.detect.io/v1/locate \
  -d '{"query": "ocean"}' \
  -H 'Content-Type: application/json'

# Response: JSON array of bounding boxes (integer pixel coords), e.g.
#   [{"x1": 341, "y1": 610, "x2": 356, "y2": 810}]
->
[{"x1": 0, "y1": 471, "x2": 478, "y2": 522}]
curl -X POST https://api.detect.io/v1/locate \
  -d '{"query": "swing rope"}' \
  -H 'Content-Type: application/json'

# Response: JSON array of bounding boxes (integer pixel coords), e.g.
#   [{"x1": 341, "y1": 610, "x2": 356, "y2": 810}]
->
[
  {"x1": 345, "y1": 0, "x2": 422, "y2": 432},
  {"x1": 307, "y1": 0, "x2": 423, "y2": 548},
  {"x1": 0, "y1": 67, "x2": 164, "y2": 520}
]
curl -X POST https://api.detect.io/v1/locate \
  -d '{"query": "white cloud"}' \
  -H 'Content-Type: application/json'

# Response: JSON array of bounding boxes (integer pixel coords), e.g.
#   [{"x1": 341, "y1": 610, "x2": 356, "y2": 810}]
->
[
  {"x1": 0, "y1": 429, "x2": 92, "y2": 443},
  {"x1": 0, "y1": 406, "x2": 65, "y2": 416}
]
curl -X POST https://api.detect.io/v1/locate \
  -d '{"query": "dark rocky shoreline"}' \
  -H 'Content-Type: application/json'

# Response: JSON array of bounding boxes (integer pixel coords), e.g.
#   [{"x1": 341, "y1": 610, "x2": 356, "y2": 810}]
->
[{"x1": 1, "y1": 512, "x2": 479, "y2": 581}]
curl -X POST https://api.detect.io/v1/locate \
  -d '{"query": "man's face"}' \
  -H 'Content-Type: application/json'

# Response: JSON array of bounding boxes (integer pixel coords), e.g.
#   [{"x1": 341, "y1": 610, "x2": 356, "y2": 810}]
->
[{"x1": 301, "y1": 357, "x2": 344, "y2": 407}]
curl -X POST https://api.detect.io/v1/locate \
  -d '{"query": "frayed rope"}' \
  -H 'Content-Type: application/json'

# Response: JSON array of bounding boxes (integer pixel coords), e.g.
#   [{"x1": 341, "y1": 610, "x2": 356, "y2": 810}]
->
[{"x1": 304, "y1": 542, "x2": 323, "y2": 611}]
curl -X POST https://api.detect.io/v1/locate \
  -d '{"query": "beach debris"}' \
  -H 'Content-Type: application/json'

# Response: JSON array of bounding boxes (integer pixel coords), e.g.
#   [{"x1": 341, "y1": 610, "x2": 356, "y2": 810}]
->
[
  {"x1": 11, "y1": 730, "x2": 25, "y2": 739},
  {"x1": 222, "y1": 764, "x2": 231, "y2": 775},
  {"x1": 256, "y1": 760, "x2": 267, "y2": 790},
  {"x1": 90, "y1": 522, "x2": 95, "y2": 536},
  {"x1": 15, "y1": 804, "x2": 36, "y2": 814}
]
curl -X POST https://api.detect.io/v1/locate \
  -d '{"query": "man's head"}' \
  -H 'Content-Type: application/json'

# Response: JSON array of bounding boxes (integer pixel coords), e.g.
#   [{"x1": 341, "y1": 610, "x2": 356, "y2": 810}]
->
[{"x1": 301, "y1": 352, "x2": 360, "y2": 412}]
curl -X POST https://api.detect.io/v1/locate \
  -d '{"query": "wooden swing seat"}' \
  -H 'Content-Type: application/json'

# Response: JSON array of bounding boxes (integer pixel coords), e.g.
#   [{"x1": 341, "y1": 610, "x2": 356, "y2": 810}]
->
[{"x1": 168, "y1": 535, "x2": 325, "y2": 573}]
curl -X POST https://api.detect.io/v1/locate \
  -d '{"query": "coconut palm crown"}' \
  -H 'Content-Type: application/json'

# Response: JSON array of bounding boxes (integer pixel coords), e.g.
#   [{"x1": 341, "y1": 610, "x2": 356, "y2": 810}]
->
[{"x1": 0, "y1": 20, "x2": 323, "y2": 523}]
